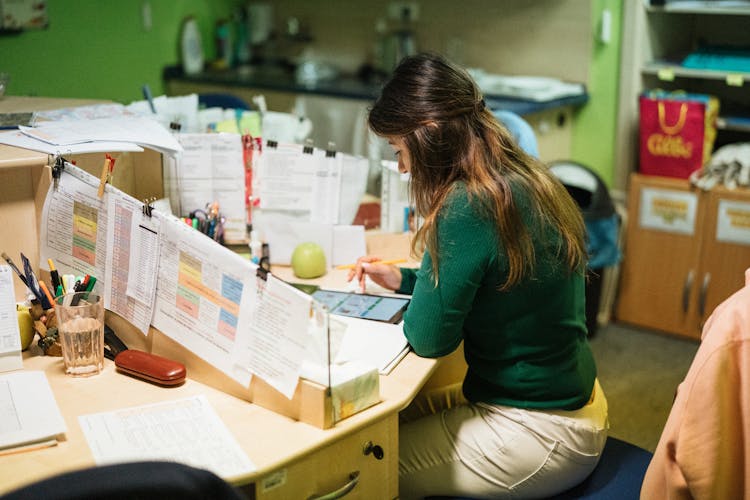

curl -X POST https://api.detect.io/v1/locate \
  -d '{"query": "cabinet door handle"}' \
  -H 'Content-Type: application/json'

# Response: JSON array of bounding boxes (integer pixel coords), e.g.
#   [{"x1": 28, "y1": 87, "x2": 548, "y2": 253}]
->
[
  {"x1": 307, "y1": 471, "x2": 360, "y2": 500},
  {"x1": 699, "y1": 272, "x2": 711, "y2": 317},
  {"x1": 682, "y1": 270, "x2": 694, "y2": 314}
]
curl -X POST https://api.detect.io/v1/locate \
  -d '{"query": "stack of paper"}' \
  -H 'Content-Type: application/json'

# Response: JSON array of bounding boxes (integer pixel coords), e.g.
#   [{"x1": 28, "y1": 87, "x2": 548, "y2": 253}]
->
[{"x1": 0, "y1": 371, "x2": 66, "y2": 456}]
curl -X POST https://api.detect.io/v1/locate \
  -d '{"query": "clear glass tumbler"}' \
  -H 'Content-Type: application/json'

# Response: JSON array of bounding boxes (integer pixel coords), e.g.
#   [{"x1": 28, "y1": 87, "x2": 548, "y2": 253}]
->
[{"x1": 55, "y1": 292, "x2": 104, "y2": 377}]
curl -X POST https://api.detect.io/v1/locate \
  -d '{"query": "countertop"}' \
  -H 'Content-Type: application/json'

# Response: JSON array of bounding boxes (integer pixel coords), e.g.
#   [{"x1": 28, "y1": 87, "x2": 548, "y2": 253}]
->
[{"x1": 163, "y1": 65, "x2": 588, "y2": 116}]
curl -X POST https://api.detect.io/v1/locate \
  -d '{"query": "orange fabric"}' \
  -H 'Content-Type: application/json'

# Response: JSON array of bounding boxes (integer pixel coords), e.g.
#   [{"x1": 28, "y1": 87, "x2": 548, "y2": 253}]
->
[{"x1": 641, "y1": 268, "x2": 750, "y2": 499}]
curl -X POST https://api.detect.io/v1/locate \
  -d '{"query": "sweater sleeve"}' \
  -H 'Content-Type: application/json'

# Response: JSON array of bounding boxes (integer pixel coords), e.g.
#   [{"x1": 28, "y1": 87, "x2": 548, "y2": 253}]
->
[
  {"x1": 401, "y1": 190, "x2": 496, "y2": 357},
  {"x1": 397, "y1": 267, "x2": 418, "y2": 295}
]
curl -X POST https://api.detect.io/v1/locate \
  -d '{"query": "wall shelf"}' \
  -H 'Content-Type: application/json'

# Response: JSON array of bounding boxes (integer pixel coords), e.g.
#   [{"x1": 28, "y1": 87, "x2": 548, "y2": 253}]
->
[{"x1": 642, "y1": 61, "x2": 750, "y2": 85}]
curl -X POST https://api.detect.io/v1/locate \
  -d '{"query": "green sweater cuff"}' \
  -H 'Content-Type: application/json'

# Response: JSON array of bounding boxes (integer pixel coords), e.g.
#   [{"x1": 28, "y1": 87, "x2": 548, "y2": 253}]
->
[{"x1": 397, "y1": 267, "x2": 417, "y2": 295}]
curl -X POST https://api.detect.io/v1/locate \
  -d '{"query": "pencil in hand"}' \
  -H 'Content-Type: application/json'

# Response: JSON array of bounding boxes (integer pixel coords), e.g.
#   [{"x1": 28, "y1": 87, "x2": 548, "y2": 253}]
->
[{"x1": 335, "y1": 258, "x2": 407, "y2": 270}]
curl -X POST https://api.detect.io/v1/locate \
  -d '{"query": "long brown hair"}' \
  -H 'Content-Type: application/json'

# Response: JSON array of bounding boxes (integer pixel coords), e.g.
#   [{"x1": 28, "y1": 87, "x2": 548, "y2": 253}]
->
[{"x1": 368, "y1": 53, "x2": 586, "y2": 290}]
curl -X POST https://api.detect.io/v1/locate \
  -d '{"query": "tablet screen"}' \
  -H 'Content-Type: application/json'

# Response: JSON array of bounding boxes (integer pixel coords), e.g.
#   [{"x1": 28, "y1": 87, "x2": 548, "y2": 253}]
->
[{"x1": 311, "y1": 290, "x2": 410, "y2": 323}]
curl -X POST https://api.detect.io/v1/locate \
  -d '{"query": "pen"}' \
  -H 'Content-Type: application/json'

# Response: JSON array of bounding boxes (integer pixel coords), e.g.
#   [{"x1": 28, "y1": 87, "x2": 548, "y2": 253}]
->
[
  {"x1": 335, "y1": 258, "x2": 407, "y2": 270},
  {"x1": 1, "y1": 252, "x2": 29, "y2": 287},
  {"x1": 142, "y1": 84, "x2": 156, "y2": 114}
]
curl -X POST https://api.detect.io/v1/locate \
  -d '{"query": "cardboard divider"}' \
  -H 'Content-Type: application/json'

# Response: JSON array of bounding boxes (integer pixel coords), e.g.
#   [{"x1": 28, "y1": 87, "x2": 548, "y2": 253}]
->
[{"x1": 108, "y1": 309, "x2": 337, "y2": 429}]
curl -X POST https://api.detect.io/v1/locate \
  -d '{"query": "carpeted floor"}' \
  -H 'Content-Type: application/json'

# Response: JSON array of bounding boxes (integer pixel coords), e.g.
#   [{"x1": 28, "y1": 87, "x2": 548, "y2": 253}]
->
[{"x1": 588, "y1": 321, "x2": 700, "y2": 452}]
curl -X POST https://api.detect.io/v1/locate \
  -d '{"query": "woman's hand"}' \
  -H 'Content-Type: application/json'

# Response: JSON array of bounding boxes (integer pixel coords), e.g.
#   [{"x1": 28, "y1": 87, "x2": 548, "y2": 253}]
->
[{"x1": 346, "y1": 256, "x2": 402, "y2": 293}]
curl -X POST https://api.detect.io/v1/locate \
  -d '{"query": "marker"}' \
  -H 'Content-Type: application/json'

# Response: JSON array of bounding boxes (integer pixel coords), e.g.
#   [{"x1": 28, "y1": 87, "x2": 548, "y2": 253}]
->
[
  {"x1": 47, "y1": 258, "x2": 60, "y2": 291},
  {"x1": 335, "y1": 258, "x2": 407, "y2": 270},
  {"x1": 39, "y1": 281, "x2": 55, "y2": 309},
  {"x1": 85, "y1": 276, "x2": 97, "y2": 292}
]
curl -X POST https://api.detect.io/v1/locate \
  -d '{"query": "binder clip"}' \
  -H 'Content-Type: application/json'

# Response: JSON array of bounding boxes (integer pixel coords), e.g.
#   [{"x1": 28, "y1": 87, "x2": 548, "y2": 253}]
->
[
  {"x1": 303, "y1": 138, "x2": 315, "y2": 155},
  {"x1": 266, "y1": 139, "x2": 278, "y2": 149},
  {"x1": 50, "y1": 154, "x2": 66, "y2": 191},
  {"x1": 326, "y1": 141, "x2": 337, "y2": 158},
  {"x1": 256, "y1": 265, "x2": 268, "y2": 282},
  {"x1": 142, "y1": 197, "x2": 156, "y2": 217},
  {"x1": 170, "y1": 121, "x2": 182, "y2": 133}
]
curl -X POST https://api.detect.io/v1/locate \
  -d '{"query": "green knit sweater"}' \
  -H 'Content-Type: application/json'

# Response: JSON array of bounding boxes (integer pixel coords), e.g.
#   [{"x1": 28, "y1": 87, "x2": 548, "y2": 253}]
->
[{"x1": 397, "y1": 182, "x2": 596, "y2": 410}]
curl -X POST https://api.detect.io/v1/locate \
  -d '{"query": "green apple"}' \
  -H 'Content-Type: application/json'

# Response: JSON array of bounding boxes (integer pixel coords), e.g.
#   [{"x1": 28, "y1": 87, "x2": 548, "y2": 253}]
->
[
  {"x1": 291, "y1": 242, "x2": 327, "y2": 279},
  {"x1": 16, "y1": 304, "x2": 35, "y2": 351}
]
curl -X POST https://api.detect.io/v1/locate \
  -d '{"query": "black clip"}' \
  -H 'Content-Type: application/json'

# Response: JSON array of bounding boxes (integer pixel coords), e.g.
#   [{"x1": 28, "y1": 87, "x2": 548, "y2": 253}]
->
[
  {"x1": 266, "y1": 139, "x2": 278, "y2": 149},
  {"x1": 142, "y1": 197, "x2": 156, "y2": 217},
  {"x1": 303, "y1": 138, "x2": 314, "y2": 155},
  {"x1": 326, "y1": 141, "x2": 336, "y2": 158},
  {"x1": 256, "y1": 265, "x2": 268, "y2": 282},
  {"x1": 259, "y1": 242, "x2": 271, "y2": 273},
  {"x1": 51, "y1": 154, "x2": 66, "y2": 191}
]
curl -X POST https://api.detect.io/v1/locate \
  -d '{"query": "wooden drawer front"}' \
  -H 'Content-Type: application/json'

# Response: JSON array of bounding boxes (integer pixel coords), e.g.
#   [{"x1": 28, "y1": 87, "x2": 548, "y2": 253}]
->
[{"x1": 256, "y1": 414, "x2": 398, "y2": 500}]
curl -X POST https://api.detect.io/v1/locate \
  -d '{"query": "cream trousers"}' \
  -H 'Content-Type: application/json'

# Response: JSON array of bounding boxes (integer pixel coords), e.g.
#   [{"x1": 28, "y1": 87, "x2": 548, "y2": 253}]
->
[{"x1": 399, "y1": 379, "x2": 609, "y2": 499}]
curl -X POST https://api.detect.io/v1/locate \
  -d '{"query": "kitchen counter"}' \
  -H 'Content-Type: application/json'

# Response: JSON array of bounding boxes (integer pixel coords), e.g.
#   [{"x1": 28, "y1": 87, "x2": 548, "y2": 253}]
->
[{"x1": 162, "y1": 65, "x2": 588, "y2": 117}]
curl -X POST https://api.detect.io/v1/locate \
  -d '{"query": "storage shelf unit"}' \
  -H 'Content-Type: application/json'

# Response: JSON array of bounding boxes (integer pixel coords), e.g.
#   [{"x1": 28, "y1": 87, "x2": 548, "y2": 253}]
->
[{"x1": 614, "y1": 1, "x2": 750, "y2": 189}]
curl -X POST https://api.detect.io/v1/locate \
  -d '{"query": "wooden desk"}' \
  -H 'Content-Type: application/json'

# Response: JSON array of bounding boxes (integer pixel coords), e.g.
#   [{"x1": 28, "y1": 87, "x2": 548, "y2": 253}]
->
[
  {"x1": 0, "y1": 346, "x2": 438, "y2": 498},
  {"x1": 0, "y1": 98, "x2": 462, "y2": 498}
]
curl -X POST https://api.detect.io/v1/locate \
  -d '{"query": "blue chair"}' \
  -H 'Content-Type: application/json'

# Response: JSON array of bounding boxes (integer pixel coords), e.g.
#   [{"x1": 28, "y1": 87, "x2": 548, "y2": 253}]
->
[
  {"x1": 494, "y1": 109, "x2": 540, "y2": 159},
  {"x1": 425, "y1": 436, "x2": 652, "y2": 499}
]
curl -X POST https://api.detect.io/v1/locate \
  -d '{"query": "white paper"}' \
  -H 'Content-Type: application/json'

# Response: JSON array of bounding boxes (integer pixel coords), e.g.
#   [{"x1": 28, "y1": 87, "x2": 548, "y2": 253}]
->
[
  {"x1": 310, "y1": 150, "x2": 342, "y2": 225},
  {"x1": 20, "y1": 116, "x2": 182, "y2": 155},
  {"x1": 0, "y1": 371, "x2": 66, "y2": 452},
  {"x1": 40, "y1": 164, "x2": 109, "y2": 291},
  {"x1": 0, "y1": 130, "x2": 144, "y2": 155},
  {"x1": 102, "y1": 190, "x2": 161, "y2": 334},
  {"x1": 174, "y1": 133, "x2": 246, "y2": 242},
  {"x1": 332, "y1": 316, "x2": 409, "y2": 374},
  {"x1": 242, "y1": 274, "x2": 312, "y2": 398},
  {"x1": 79, "y1": 395, "x2": 255, "y2": 478},
  {"x1": 254, "y1": 214, "x2": 334, "y2": 266},
  {"x1": 338, "y1": 153, "x2": 370, "y2": 225},
  {"x1": 152, "y1": 216, "x2": 254, "y2": 386},
  {"x1": 332, "y1": 225, "x2": 367, "y2": 267},
  {"x1": 0, "y1": 267, "x2": 23, "y2": 372},
  {"x1": 256, "y1": 143, "x2": 316, "y2": 211}
]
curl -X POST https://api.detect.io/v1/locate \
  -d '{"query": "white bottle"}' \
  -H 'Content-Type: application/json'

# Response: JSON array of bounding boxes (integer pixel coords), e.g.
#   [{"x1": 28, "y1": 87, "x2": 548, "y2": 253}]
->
[
  {"x1": 249, "y1": 230, "x2": 262, "y2": 264},
  {"x1": 181, "y1": 16, "x2": 204, "y2": 75}
]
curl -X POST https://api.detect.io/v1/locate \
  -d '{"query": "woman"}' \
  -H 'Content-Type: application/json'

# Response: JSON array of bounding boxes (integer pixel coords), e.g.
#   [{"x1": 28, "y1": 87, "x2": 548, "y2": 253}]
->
[{"x1": 348, "y1": 53, "x2": 608, "y2": 499}]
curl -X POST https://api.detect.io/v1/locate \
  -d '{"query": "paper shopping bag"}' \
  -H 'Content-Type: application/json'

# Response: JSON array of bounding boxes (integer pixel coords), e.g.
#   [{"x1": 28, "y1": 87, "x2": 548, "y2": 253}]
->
[{"x1": 639, "y1": 91, "x2": 719, "y2": 179}]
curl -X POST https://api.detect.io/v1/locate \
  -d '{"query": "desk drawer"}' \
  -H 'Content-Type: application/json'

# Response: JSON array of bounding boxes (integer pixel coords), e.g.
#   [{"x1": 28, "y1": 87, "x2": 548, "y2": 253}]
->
[{"x1": 256, "y1": 414, "x2": 398, "y2": 500}]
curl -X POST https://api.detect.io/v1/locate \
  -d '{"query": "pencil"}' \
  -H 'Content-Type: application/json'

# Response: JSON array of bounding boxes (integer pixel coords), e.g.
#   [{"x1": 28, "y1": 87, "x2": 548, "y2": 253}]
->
[{"x1": 335, "y1": 258, "x2": 407, "y2": 270}]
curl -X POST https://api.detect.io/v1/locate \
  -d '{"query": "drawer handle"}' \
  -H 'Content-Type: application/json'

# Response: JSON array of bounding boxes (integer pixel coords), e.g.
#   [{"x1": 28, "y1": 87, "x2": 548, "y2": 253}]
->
[
  {"x1": 363, "y1": 440, "x2": 384, "y2": 460},
  {"x1": 307, "y1": 471, "x2": 360, "y2": 500},
  {"x1": 682, "y1": 270, "x2": 694, "y2": 313},
  {"x1": 699, "y1": 272, "x2": 711, "y2": 317}
]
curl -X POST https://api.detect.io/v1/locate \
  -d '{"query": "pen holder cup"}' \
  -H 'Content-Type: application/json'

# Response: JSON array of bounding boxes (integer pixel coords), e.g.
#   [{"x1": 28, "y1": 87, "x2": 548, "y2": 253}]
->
[
  {"x1": 29, "y1": 302, "x2": 62, "y2": 357},
  {"x1": 55, "y1": 292, "x2": 105, "y2": 377}
]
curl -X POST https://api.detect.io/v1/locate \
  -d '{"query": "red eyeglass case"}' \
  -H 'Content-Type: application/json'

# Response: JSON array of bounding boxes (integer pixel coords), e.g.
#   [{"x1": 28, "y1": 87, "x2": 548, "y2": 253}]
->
[{"x1": 114, "y1": 349, "x2": 187, "y2": 386}]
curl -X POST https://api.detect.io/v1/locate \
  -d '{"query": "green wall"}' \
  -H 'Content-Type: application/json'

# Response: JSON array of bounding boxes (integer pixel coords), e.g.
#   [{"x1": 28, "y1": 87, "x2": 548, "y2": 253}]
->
[
  {"x1": 0, "y1": 0, "x2": 237, "y2": 103},
  {"x1": 1, "y1": 0, "x2": 623, "y2": 185},
  {"x1": 571, "y1": 0, "x2": 623, "y2": 187}
]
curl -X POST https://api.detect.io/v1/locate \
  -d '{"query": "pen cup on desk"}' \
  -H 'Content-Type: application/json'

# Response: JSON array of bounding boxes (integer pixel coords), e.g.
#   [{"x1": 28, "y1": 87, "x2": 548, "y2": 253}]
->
[{"x1": 55, "y1": 292, "x2": 104, "y2": 377}]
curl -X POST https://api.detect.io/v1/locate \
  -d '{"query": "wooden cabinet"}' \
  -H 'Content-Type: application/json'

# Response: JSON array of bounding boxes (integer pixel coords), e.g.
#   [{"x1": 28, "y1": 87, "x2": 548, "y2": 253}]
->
[
  {"x1": 616, "y1": 173, "x2": 750, "y2": 339},
  {"x1": 255, "y1": 414, "x2": 398, "y2": 500}
]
